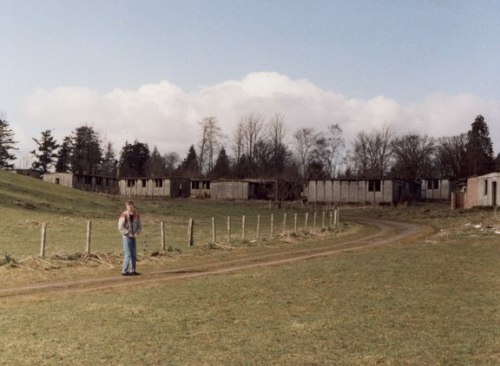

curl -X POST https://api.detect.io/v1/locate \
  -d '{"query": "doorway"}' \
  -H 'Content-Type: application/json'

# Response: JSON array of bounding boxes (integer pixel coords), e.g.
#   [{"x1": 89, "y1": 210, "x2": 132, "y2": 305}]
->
[{"x1": 493, "y1": 181, "x2": 497, "y2": 206}]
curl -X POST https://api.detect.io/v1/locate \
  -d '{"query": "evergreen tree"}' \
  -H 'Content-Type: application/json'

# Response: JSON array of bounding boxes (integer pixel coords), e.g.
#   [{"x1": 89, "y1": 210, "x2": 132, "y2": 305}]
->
[
  {"x1": 31, "y1": 130, "x2": 59, "y2": 174},
  {"x1": 55, "y1": 136, "x2": 72, "y2": 173},
  {"x1": 176, "y1": 145, "x2": 200, "y2": 177},
  {"x1": 148, "y1": 146, "x2": 167, "y2": 176},
  {"x1": 70, "y1": 125, "x2": 102, "y2": 175},
  {"x1": 465, "y1": 115, "x2": 495, "y2": 176},
  {"x1": 100, "y1": 142, "x2": 118, "y2": 177},
  {"x1": 118, "y1": 140, "x2": 150, "y2": 177},
  {"x1": 209, "y1": 147, "x2": 231, "y2": 179},
  {"x1": 0, "y1": 118, "x2": 17, "y2": 170}
]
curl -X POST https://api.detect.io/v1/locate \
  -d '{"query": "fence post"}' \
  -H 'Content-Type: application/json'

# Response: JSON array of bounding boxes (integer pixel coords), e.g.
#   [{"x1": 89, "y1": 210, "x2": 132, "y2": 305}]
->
[
  {"x1": 212, "y1": 217, "x2": 216, "y2": 243},
  {"x1": 161, "y1": 221, "x2": 166, "y2": 250},
  {"x1": 337, "y1": 207, "x2": 341, "y2": 225},
  {"x1": 40, "y1": 223, "x2": 47, "y2": 258},
  {"x1": 187, "y1": 218, "x2": 194, "y2": 247},
  {"x1": 227, "y1": 216, "x2": 231, "y2": 242},
  {"x1": 256, "y1": 215, "x2": 260, "y2": 239},
  {"x1": 86, "y1": 220, "x2": 92, "y2": 254},
  {"x1": 270, "y1": 213, "x2": 274, "y2": 238},
  {"x1": 304, "y1": 212, "x2": 309, "y2": 232},
  {"x1": 313, "y1": 211, "x2": 317, "y2": 232},
  {"x1": 282, "y1": 213, "x2": 287, "y2": 236},
  {"x1": 329, "y1": 211, "x2": 333, "y2": 230},
  {"x1": 334, "y1": 209, "x2": 338, "y2": 229},
  {"x1": 294, "y1": 213, "x2": 297, "y2": 234},
  {"x1": 242, "y1": 215, "x2": 246, "y2": 241},
  {"x1": 322, "y1": 211, "x2": 326, "y2": 230}
]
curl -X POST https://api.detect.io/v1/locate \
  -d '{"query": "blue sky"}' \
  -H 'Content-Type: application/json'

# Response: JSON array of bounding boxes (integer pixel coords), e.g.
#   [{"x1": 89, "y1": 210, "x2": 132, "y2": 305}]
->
[{"x1": 1, "y1": 0, "x2": 499, "y2": 162}]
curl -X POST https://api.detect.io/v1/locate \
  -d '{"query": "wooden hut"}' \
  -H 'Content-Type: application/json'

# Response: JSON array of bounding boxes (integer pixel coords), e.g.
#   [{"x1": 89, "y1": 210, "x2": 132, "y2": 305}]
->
[{"x1": 119, "y1": 177, "x2": 190, "y2": 198}]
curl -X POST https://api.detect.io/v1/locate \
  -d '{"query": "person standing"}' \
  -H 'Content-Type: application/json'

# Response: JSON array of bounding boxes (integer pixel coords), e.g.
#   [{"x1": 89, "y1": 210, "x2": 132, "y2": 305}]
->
[{"x1": 118, "y1": 200, "x2": 142, "y2": 275}]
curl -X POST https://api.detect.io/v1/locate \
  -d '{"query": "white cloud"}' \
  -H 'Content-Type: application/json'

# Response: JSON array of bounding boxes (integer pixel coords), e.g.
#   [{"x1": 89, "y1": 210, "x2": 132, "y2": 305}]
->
[{"x1": 17, "y1": 72, "x2": 500, "y2": 160}]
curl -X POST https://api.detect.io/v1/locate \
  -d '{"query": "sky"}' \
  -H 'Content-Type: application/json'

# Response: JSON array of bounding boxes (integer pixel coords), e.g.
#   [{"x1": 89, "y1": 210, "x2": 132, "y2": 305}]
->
[{"x1": 1, "y1": 0, "x2": 499, "y2": 167}]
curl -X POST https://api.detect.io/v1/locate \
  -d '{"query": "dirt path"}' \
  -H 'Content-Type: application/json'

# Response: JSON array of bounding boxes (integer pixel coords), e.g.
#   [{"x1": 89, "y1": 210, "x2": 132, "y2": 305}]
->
[{"x1": 0, "y1": 217, "x2": 432, "y2": 301}]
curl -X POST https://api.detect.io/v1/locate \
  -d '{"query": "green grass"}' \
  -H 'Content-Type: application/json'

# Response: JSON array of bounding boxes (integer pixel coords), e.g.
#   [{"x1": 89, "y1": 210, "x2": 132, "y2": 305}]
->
[
  {"x1": 1, "y1": 223, "x2": 499, "y2": 365},
  {"x1": 1, "y1": 172, "x2": 499, "y2": 364},
  {"x1": 0, "y1": 172, "x2": 332, "y2": 258}
]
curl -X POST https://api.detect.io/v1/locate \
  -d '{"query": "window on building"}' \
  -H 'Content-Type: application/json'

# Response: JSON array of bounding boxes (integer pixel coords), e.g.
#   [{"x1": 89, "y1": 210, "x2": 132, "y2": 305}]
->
[
  {"x1": 484, "y1": 180, "x2": 488, "y2": 195},
  {"x1": 55, "y1": 178, "x2": 60, "y2": 184},
  {"x1": 427, "y1": 179, "x2": 439, "y2": 190},
  {"x1": 142, "y1": 179, "x2": 147, "y2": 188},
  {"x1": 368, "y1": 180, "x2": 381, "y2": 192},
  {"x1": 96, "y1": 177, "x2": 102, "y2": 185},
  {"x1": 192, "y1": 181, "x2": 199, "y2": 189},
  {"x1": 155, "y1": 179, "x2": 163, "y2": 188},
  {"x1": 85, "y1": 176, "x2": 92, "y2": 185},
  {"x1": 127, "y1": 179, "x2": 135, "y2": 187}
]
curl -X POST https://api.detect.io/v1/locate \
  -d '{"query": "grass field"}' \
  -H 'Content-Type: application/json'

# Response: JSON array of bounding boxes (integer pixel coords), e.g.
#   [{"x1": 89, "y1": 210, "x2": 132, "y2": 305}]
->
[
  {"x1": 0, "y1": 171, "x2": 331, "y2": 258},
  {"x1": 1, "y1": 172, "x2": 500, "y2": 365}
]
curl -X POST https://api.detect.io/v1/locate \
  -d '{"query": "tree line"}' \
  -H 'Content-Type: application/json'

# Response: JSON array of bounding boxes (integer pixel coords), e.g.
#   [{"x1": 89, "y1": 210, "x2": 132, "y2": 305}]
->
[{"x1": 0, "y1": 114, "x2": 498, "y2": 181}]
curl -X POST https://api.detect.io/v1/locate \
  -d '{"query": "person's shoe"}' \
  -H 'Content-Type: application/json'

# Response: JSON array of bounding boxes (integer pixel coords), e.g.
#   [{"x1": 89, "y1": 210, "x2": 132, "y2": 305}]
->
[
  {"x1": 121, "y1": 272, "x2": 130, "y2": 276},
  {"x1": 131, "y1": 271, "x2": 141, "y2": 276}
]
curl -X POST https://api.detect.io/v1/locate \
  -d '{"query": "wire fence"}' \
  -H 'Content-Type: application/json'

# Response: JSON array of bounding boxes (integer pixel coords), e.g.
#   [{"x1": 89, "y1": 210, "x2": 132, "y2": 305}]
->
[{"x1": 2, "y1": 208, "x2": 341, "y2": 258}]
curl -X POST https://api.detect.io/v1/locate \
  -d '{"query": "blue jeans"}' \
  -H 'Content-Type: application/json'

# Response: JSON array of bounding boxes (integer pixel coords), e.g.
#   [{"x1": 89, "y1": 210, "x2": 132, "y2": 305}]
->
[{"x1": 122, "y1": 236, "x2": 137, "y2": 273}]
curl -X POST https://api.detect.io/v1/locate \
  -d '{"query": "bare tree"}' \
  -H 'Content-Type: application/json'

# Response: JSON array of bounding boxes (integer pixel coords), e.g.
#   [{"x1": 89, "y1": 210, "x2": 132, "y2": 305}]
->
[
  {"x1": 391, "y1": 133, "x2": 435, "y2": 180},
  {"x1": 268, "y1": 113, "x2": 287, "y2": 176},
  {"x1": 293, "y1": 127, "x2": 317, "y2": 177},
  {"x1": 197, "y1": 117, "x2": 222, "y2": 174},
  {"x1": 352, "y1": 126, "x2": 393, "y2": 178},
  {"x1": 232, "y1": 122, "x2": 244, "y2": 164},
  {"x1": 436, "y1": 134, "x2": 467, "y2": 178},
  {"x1": 164, "y1": 152, "x2": 180, "y2": 176},
  {"x1": 325, "y1": 124, "x2": 345, "y2": 177},
  {"x1": 239, "y1": 113, "x2": 264, "y2": 163}
]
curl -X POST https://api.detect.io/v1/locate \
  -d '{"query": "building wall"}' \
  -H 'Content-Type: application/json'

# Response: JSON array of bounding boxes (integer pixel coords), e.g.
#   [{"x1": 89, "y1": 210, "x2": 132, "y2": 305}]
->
[
  {"x1": 421, "y1": 179, "x2": 452, "y2": 200},
  {"x1": 464, "y1": 177, "x2": 479, "y2": 209},
  {"x1": 43, "y1": 173, "x2": 118, "y2": 194},
  {"x1": 43, "y1": 173, "x2": 74, "y2": 188},
  {"x1": 306, "y1": 179, "x2": 397, "y2": 204},
  {"x1": 119, "y1": 178, "x2": 171, "y2": 197},
  {"x1": 210, "y1": 181, "x2": 249, "y2": 200},
  {"x1": 476, "y1": 173, "x2": 500, "y2": 207}
]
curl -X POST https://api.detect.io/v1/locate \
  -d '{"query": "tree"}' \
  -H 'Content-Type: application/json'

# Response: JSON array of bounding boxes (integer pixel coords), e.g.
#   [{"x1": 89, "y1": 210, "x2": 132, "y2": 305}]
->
[
  {"x1": 293, "y1": 127, "x2": 317, "y2": 178},
  {"x1": 100, "y1": 142, "x2": 118, "y2": 177},
  {"x1": 435, "y1": 134, "x2": 467, "y2": 178},
  {"x1": 239, "y1": 113, "x2": 264, "y2": 164},
  {"x1": 496, "y1": 153, "x2": 500, "y2": 172},
  {"x1": 197, "y1": 117, "x2": 223, "y2": 175},
  {"x1": 148, "y1": 146, "x2": 167, "y2": 176},
  {"x1": 465, "y1": 115, "x2": 494, "y2": 176},
  {"x1": 0, "y1": 118, "x2": 17, "y2": 170},
  {"x1": 391, "y1": 134, "x2": 435, "y2": 180},
  {"x1": 176, "y1": 145, "x2": 200, "y2": 178},
  {"x1": 118, "y1": 141, "x2": 150, "y2": 177},
  {"x1": 210, "y1": 147, "x2": 231, "y2": 179},
  {"x1": 31, "y1": 130, "x2": 59, "y2": 174},
  {"x1": 268, "y1": 113, "x2": 288, "y2": 177},
  {"x1": 351, "y1": 126, "x2": 393, "y2": 178},
  {"x1": 164, "y1": 152, "x2": 180, "y2": 176},
  {"x1": 325, "y1": 124, "x2": 345, "y2": 177},
  {"x1": 70, "y1": 125, "x2": 102, "y2": 175},
  {"x1": 55, "y1": 136, "x2": 72, "y2": 173}
]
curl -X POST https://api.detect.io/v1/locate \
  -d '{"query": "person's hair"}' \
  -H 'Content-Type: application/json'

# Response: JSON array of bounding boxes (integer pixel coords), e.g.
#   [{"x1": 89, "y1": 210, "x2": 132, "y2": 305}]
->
[{"x1": 126, "y1": 200, "x2": 134, "y2": 206}]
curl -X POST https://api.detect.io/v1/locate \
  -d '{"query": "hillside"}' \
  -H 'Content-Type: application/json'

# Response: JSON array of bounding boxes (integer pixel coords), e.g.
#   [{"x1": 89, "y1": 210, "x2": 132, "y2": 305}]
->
[{"x1": 0, "y1": 171, "x2": 121, "y2": 217}]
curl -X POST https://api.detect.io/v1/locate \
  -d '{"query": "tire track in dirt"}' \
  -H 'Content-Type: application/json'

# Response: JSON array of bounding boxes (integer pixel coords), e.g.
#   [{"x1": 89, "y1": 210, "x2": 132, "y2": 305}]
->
[{"x1": 0, "y1": 217, "x2": 432, "y2": 301}]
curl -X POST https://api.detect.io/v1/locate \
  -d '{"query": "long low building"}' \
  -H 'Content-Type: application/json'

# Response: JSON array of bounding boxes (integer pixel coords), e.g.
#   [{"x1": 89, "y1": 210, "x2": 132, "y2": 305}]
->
[
  {"x1": 119, "y1": 177, "x2": 191, "y2": 198},
  {"x1": 304, "y1": 179, "x2": 420, "y2": 204},
  {"x1": 43, "y1": 172, "x2": 119, "y2": 194}
]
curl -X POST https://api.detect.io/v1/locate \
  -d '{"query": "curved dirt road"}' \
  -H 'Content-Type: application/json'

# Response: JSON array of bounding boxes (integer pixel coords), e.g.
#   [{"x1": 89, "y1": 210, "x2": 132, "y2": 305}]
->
[{"x1": 0, "y1": 216, "x2": 433, "y2": 301}]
